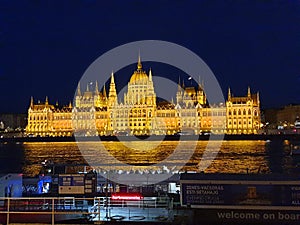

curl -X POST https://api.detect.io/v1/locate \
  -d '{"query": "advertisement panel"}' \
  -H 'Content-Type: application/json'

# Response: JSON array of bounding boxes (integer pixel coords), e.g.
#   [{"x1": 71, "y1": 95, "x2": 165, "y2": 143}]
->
[
  {"x1": 180, "y1": 174, "x2": 300, "y2": 224},
  {"x1": 58, "y1": 174, "x2": 85, "y2": 195},
  {"x1": 181, "y1": 183, "x2": 300, "y2": 207}
]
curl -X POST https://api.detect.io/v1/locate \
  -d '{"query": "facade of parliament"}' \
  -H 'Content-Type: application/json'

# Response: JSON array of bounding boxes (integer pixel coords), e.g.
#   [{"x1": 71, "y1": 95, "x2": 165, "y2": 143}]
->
[{"x1": 26, "y1": 59, "x2": 261, "y2": 136}]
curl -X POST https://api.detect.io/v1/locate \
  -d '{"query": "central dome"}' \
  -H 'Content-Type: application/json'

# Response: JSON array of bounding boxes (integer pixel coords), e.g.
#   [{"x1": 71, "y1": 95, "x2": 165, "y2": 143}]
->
[{"x1": 129, "y1": 59, "x2": 149, "y2": 84}]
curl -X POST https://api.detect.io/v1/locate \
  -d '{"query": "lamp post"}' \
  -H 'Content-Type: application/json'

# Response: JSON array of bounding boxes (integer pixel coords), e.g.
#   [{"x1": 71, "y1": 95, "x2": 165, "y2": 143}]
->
[{"x1": 105, "y1": 170, "x2": 109, "y2": 221}]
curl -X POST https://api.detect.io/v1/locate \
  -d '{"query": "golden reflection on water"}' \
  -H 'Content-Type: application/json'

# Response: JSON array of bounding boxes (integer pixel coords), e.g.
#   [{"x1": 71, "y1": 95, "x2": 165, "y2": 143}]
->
[{"x1": 22, "y1": 140, "x2": 271, "y2": 177}]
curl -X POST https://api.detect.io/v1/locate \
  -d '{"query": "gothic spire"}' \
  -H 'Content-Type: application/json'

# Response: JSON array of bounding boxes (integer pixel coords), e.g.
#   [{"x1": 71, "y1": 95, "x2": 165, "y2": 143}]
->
[
  {"x1": 103, "y1": 84, "x2": 107, "y2": 98},
  {"x1": 77, "y1": 82, "x2": 81, "y2": 96},
  {"x1": 198, "y1": 75, "x2": 202, "y2": 90},
  {"x1": 178, "y1": 76, "x2": 181, "y2": 91},
  {"x1": 228, "y1": 87, "x2": 231, "y2": 100},
  {"x1": 109, "y1": 71, "x2": 117, "y2": 98},
  {"x1": 247, "y1": 86, "x2": 251, "y2": 98},
  {"x1": 30, "y1": 96, "x2": 34, "y2": 108},
  {"x1": 149, "y1": 68, "x2": 152, "y2": 82},
  {"x1": 111, "y1": 71, "x2": 115, "y2": 84},
  {"x1": 108, "y1": 71, "x2": 117, "y2": 106},
  {"x1": 95, "y1": 81, "x2": 99, "y2": 94},
  {"x1": 45, "y1": 96, "x2": 48, "y2": 105}
]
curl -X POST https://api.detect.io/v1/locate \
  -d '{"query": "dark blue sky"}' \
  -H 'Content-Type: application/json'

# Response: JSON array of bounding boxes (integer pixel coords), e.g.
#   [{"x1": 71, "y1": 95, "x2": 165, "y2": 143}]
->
[{"x1": 0, "y1": 1, "x2": 300, "y2": 113}]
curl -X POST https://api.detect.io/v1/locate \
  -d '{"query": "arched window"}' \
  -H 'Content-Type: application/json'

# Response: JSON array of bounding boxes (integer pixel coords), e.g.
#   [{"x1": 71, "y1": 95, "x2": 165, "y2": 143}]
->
[
  {"x1": 233, "y1": 110, "x2": 236, "y2": 115},
  {"x1": 243, "y1": 109, "x2": 246, "y2": 115},
  {"x1": 254, "y1": 110, "x2": 257, "y2": 116},
  {"x1": 238, "y1": 109, "x2": 241, "y2": 115}
]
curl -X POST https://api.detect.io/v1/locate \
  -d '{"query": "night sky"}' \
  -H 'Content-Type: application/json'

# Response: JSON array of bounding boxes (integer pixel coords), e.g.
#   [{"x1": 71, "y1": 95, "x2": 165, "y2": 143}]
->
[{"x1": 0, "y1": 1, "x2": 299, "y2": 113}]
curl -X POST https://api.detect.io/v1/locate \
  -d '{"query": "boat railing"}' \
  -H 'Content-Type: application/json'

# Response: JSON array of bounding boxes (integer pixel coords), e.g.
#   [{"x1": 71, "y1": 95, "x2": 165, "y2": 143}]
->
[
  {"x1": 0, "y1": 197, "x2": 92, "y2": 225},
  {"x1": 0, "y1": 196, "x2": 172, "y2": 224}
]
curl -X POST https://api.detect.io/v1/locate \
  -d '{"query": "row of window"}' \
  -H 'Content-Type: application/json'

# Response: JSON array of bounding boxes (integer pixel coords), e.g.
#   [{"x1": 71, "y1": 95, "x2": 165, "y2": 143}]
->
[
  {"x1": 228, "y1": 109, "x2": 258, "y2": 116},
  {"x1": 202, "y1": 112, "x2": 227, "y2": 116},
  {"x1": 112, "y1": 123, "x2": 150, "y2": 127},
  {"x1": 156, "y1": 113, "x2": 176, "y2": 117},
  {"x1": 228, "y1": 121, "x2": 252, "y2": 125},
  {"x1": 129, "y1": 118, "x2": 147, "y2": 122}
]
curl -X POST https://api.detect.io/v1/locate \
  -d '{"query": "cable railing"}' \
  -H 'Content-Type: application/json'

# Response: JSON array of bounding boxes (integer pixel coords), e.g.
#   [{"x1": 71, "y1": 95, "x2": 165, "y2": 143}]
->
[{"x1": 0, "y1": 196, "x2": 172, "y2": 224}]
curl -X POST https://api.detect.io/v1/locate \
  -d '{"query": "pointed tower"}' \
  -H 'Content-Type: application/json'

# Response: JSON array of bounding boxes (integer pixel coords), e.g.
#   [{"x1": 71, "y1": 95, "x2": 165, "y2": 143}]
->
[
  {"x1": 76, "y1": 82, "x2": 81, "y2": 96},
  {"x1": 75, "y1": 82, "x2": 81, "y2": 107},
  {"x1": 149, "y1": 68, "x2": 152, "y2": 82},
  {"x1": 228, "y1": 88, "x2": 231, "y2": 101},
  {"x1": 176, "y1": 76, "x2": 182, "y2": 104},
  {"x1": 86, "y1": 83, "x2": 90, "y2": 92},
  {"x1": 95, "y1": 81, "x2": 99, "y2": 95},
  {"x1": 103, "y1": 84, "x2": 107, "y2": 99},
  {"x1": 177, "y1": 76, "x2": 181, "y2": 92},
  {"x1": 247, "y1": 86, "x2": 251, "y2": 98},
  {"x1": 196, "y1": 75, "x2": 205, "y2": 105},
  {"x1": 198, "y1": 75, "x2": 202, "y2": 90},
  {"x1": 108, "y1": 71, "x2": 117, "y2": 106},
  {"x1": 69, "y1": 101, "x2": 72, "y2": 108},
  {"x1": 137, "y1": 51, "x2": 142, "y2": 71},
  {"x1": 30, "y1": 96, "x2": 34, "y2": 108},
  {"x1": 146, "y1": 68, "x2": 156, "y2": 105},
  {"x1": 45, "y1": 96, "x2": 49, "y2": 105}
]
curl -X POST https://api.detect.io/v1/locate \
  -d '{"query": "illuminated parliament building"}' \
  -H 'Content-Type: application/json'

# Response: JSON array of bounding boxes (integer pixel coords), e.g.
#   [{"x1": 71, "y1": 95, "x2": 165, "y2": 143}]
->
[{"x1": 26, "y1": 58, "x2": 261, "y2": 136}]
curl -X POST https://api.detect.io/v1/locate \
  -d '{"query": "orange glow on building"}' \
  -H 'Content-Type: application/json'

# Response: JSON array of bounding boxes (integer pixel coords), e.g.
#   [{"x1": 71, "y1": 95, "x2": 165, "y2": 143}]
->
[{"x1": 26, "y1": 58, "x2": 261, "y2": 136}]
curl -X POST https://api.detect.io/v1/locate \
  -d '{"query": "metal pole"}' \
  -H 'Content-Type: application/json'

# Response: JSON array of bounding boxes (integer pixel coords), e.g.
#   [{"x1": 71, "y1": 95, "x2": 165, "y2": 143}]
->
[
  {"x1": 52, "y1": 198, "x2": 55, "y2": 225},
  {"x1": 106, "y1": 172, "x2": 108, "y2": 221},
  {"x1": 98, "y1": 199, "x2": 100, "y2": 221},
  {"x1": 6, "y1": 198, "x2": 10, "y2": 225}
]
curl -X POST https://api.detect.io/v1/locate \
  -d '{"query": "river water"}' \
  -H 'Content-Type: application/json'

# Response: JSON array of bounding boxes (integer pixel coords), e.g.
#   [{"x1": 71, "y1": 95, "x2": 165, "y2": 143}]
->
[{"x1": 0, "y1": 140, "x2": 299, "y2": 177}]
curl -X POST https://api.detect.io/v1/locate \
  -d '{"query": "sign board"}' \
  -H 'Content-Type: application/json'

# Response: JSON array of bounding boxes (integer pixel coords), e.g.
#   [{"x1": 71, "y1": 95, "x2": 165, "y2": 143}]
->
[
  {"x1": 181, "y1": 183, "x2": 300, "y2": 207},
  {"x1": 180, "y1": 174, "x2": 300, "y2": 224},
  {"x1": 58, "y1": 174, "x2": 85, "y2": 194}
]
